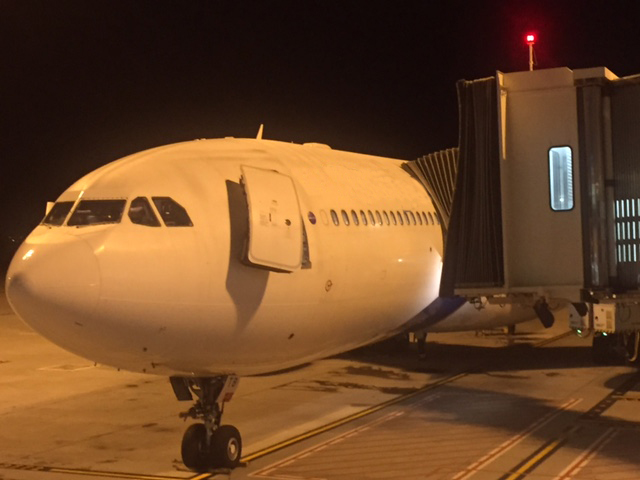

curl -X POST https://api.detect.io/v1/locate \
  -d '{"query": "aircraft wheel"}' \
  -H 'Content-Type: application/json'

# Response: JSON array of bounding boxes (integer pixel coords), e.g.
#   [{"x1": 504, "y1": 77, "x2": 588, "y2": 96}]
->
[
  {"x1": 592, "y1": 333, "x2": 620, "y2": 365},
  {"x1": 181, "y1": 423, "x2": 210, "y2": 471},
  {"x1": 210, "y1": 425, "x2": 242, "y2": 468}
]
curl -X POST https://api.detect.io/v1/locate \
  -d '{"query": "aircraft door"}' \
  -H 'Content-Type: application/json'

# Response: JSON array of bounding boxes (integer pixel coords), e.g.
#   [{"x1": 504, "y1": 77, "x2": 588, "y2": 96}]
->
[{"x1": 240, "y1": 165, "x2": 302, "y2": 272}]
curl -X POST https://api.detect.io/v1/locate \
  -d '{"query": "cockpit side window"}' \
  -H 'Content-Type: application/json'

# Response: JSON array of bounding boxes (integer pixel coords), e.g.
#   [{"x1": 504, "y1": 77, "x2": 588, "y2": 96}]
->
[
  {"x1": 67, "y1": 200, "x2": 127, "y2": 226},
  {"x1": 42, "y1": 201, "x2": 74, "y2": 226},
  {"x1": 128, "y1": 197, "x2": 161, "y2": 227},
  {"x1": 152, "y1": 197, "x2": 193, "y2": 227}
]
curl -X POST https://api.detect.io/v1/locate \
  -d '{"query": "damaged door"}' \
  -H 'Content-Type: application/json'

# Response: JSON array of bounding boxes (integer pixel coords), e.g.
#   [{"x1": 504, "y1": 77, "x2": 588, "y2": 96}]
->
[{"x1": 240, "y1": 165, "x2": 302, "y2": 272}]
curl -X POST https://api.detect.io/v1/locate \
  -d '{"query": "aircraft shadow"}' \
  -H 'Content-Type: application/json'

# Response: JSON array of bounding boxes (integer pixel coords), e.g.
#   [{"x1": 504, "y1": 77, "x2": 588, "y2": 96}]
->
[
  {"x1": 331, "y1": 338, "x2": 640, "y2": 474},
  {"x1": 340, "y1": 337, "x2": 601, "y2": 373}
]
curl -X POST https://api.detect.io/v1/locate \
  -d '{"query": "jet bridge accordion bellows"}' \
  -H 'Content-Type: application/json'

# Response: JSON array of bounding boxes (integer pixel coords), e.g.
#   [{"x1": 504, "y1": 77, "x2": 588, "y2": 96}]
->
[
  {"x1": 440, "y1": 76, "x2": 504, "y2": 296},
  {"x1": 406, "y1": 148, "x2": 459, "y2": 232}
]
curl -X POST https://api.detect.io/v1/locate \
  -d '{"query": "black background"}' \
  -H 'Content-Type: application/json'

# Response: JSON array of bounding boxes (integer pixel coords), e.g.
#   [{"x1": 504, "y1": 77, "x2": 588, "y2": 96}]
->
[{"x1": 3, "y1": 0, "x2": 640, "y2": 270}]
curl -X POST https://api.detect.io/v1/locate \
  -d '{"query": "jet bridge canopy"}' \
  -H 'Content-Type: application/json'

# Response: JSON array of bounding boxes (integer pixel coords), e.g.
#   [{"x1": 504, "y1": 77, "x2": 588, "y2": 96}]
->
[{"x1": 437, "y1": 66, "x2": 640, "y2": 306}]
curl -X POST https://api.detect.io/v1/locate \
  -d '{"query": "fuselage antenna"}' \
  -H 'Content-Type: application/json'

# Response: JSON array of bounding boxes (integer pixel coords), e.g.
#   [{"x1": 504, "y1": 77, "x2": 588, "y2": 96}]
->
[{"x1": 256, "y1": 124, "x2": 264, "y2": 140}]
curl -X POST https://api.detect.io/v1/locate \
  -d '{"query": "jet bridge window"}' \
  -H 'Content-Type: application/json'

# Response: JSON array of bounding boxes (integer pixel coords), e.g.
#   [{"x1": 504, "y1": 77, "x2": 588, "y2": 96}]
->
[
  {"x1": 548, "y1": 146, "x2": 574, "y2": 211},
  {"x1": 152, "y1": 197, "x2": 193, "y2": 227},
  {"x1": 68, "y1": 199, "x2": 127, "y2": 226},
  {"x1": 42, "y1": 201, "x2": 74, "y2": 226},
  {"x1": 128, "y1": 197, "x2": 160, "y2": 227}
]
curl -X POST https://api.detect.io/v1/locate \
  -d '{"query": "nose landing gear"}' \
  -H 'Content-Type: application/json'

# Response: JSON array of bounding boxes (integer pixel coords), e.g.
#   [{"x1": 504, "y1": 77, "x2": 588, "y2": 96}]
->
[{"x1": 170, "y1": 375, "x2": 241, "y2": 471}]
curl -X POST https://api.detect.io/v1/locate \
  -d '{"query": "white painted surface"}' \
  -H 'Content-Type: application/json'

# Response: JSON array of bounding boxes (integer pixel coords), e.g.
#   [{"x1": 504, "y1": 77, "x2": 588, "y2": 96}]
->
[{"x1": 6, "y1": 138, "x2": 532, "y2": 378}]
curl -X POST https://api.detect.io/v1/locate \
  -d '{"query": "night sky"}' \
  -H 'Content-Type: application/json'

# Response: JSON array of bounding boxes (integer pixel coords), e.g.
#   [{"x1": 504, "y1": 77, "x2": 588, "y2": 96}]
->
[{"x1": 2, "y1": 0, "x2": 640, "y2": 270}]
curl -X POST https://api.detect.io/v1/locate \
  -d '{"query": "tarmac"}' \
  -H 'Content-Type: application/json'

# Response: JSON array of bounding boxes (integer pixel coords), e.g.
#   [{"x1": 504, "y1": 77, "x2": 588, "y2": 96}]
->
[{"x1": 1, "y1": 288, "x2": 639, "y2": 480}]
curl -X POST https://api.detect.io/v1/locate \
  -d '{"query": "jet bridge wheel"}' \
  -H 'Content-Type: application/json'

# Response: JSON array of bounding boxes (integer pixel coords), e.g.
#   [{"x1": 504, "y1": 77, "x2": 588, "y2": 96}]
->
[{"x1": 592, "y1": 333, "x2": 624, "y2": 365}]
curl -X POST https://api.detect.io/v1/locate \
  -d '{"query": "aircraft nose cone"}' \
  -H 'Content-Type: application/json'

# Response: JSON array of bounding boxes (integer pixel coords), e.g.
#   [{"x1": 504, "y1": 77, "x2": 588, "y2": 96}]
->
[{"x1": 5, "y1": 235, "x2": 101, "y2": 339}]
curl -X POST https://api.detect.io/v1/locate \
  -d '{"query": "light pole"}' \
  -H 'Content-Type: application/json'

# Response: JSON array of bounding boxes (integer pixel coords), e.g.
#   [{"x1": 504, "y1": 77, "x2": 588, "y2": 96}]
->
[{"x1": 526, "y1": 33, "x2": 536, "y2": 71}]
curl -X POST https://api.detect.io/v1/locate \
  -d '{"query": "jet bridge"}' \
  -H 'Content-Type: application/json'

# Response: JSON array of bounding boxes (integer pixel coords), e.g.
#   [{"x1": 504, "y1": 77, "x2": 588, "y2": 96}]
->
[{"x1": 418, "y1": 66, "x2": 640, "y2": 362}]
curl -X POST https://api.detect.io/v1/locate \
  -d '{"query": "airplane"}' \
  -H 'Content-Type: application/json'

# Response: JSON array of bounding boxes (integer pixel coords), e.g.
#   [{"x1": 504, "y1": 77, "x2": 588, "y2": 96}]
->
[{"x1": 5, "y1": 135, "x2": 537, "y2": 471}]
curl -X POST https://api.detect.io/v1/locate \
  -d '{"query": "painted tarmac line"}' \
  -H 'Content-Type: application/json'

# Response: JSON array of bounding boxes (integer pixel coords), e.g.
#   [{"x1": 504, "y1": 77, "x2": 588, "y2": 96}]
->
[
  {"x1": 0, "y1": 374, "x2": 463, "y2": 480},
  {"x1": 0, "y1": 462, "x2": 193, "y2": 480},
  {"x1": 248, "y1": 411, "x2": 405, "y2": 479},
  {"x1": 239, "y1": 371, "x2": 467, "y2": 463},
  {"x1": 235, "y1": 332, "x2": 572, "y2": 477},
  {"x1": 499, "y1": 424, "x2": 581, "y2": 480},
  {"x1": 554, "y1": 427, "x2": 618, "y2": 480},
  {"x1": 533, "y1": 330, "x2": 575, "y2": 348},
  {"x1": 451, "y1": 397, "x2": 582, "y2": 480}
]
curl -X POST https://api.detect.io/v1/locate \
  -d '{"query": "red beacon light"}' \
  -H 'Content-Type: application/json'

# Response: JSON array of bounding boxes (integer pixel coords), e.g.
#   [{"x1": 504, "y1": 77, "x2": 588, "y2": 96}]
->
[{"x1": 525, "y1": 33, "x2": 537, "y2": 71}]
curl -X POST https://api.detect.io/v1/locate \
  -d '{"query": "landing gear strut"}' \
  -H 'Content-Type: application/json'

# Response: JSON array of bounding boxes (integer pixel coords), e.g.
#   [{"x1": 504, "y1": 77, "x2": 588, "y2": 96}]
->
[{"x1": 170, "y1": 375, "x2": 241, "y2": 471}]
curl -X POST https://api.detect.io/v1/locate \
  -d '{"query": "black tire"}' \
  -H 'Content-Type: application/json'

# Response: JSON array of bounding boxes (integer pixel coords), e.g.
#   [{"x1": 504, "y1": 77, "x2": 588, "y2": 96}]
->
[
  {"x1": 210, "y1": 425, "x2": 242, "y2": 468},
  {"x1": 592, "y1": 333, "x2": 620, "y2": 365},
  {"x1": 622, "y1": 332, "x2": 640, "y2": 366},
  {"x1": 181, "y1": 423, "x2": 210, "y2": 471}
]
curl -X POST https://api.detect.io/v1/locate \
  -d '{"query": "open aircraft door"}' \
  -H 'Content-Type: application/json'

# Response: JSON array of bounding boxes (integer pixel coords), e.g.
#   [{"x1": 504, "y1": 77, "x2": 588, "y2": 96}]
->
[{"x1": 240, "y1": 165, "x2": 302, "y2": 272}]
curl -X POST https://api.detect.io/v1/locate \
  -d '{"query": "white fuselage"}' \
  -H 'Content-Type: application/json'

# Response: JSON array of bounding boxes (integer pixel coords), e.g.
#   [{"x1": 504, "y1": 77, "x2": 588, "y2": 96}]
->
[{"x1": 6, "y1": 138, "x2": 531, "y2": 377}]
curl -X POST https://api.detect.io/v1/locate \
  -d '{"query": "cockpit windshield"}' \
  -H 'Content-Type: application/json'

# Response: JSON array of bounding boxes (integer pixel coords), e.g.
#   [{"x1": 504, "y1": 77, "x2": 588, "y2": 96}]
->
[
  {"x1": 42, "y1": 201, "x2": 74, "y2": 226},
  {"x1": 152, "y1": 197, "x2": 193, "y2": 227},
  {"x1": 67, "y1": 199, "x2": 127, "y2": 226},
  {"x1": 128, "y1": 197, "x2": 161, "y2": 227}
]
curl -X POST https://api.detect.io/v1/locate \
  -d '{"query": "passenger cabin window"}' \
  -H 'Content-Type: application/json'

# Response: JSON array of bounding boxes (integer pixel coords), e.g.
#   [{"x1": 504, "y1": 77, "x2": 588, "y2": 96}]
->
[
  {"x1": 129, "y1": 197, "x2": 160, "y2": 227},
  {"x1": 331, "y1": 209, "x2": 339, "y2": 226},
  {"x1": 42, "y1": 201, "x2": 74, "y2": 226},
  {"x1": 549, "y1": 146, "x2": 574, "y2": 211},
  {"x1": 397, "y1": 211, "x2": 404, "y2": 225},
  {"x1": 383, "y1": 211, "x2": 390, "y2": 225},
  {"x1": 368, "y1": 210, "x2": 375, "y2": 225},
  {"x1": 407, "y1": 211, "x2": 416, "y2": 225},
  {"x1": 67, "y1": 199, "x2": 127, "y2": 226},
  {"x1": 152, "y1": 197, "x2": 193, "y2": 227},
  {"x1": 341, "y1": 209, "x2": 350, "y2": 226},
  {"x1": 351, "y1": 210, "x2": 359, "y2": 226},
  {"x1": 375, "y1": 210, "x2": 382, "y2": 225},
  {"x1": 360, "y1": 210, "x2": 368, "y2": 226}
]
